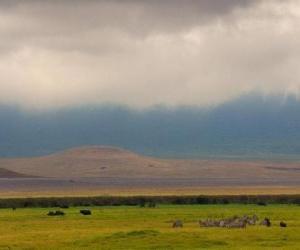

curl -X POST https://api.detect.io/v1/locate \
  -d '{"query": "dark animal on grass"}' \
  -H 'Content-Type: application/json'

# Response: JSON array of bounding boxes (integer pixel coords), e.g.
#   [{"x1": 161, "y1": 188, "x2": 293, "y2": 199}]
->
[
  {"x1": 47, "y1": 210, "x2": 65, "y2": 216},
  {"x1": 172, "y1": 220, "x2": 183, "y2": 228},
  {"x1": 280, "y1": 221, "x2": 287, "y2": 227},
  {"x1": 55, "y1": 210, "x2": 65, "y2": 216},
  {"x1": 80, "y1": 209, "x2": 92, "y2": 215},
  {"x1": 260, "y1": 218, "x2": 271, "y2": 227}
]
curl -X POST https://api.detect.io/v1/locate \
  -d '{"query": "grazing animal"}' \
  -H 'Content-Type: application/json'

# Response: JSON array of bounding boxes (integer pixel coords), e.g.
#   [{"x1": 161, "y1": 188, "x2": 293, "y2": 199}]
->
[
  {"x1": 80, "y1": 209, "x2": 92, "y2": 215},
  {"x1": 260, "y1": 218, "x2": 271, "y2": 227},
  {"x1": 200, "y1": 214, "x2": 257, "y2": 228},
  {"x1": 243, "y1": 214, "x2": 258, "y2": 225},
  {"x1": 47, "y1": 211, "x2": 55, "y2": 216},
  {"x1": 219, "y1": 220, "x2": 226, "y2": 227},
  {"x1": 247, "y1": 218, "x2": 256, "y2": 225},
  {"x1": 253, "y1": 214, "x2": 258, "y2": 222},
  {"x1": 172, "y1": 220, "x2": 183, "y2": 228},
  {"x1": 226, "y1": 220, "x2": 246, "y2": 228},
  {"x1": 47, "y1": 210, "x2": 65, "y2": 216},
  {"x1": 199, "y1": 219, "x2": 218, "y2": 227},
  {"x1": 55, "y1": 210, "x2": 65, "y2": 216},
  {"x1": 280, "y1": 221, "x2": 287, "y2": 227}
]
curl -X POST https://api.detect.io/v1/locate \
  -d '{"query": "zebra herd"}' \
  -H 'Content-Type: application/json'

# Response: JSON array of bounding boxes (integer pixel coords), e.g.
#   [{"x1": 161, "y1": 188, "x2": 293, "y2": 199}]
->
[{"x1": 173, "y1": 215, "x2": 287, "y2": 228}]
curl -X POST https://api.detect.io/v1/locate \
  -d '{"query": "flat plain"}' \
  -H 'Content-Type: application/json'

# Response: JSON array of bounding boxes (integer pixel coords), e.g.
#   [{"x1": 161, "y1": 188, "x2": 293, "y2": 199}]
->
[
  {"x1": 1, "y1": 146, "x2": 300, "y2": 197},
  {"x1": 0, "y1": 204, "x2": 299, "y2": 249}
]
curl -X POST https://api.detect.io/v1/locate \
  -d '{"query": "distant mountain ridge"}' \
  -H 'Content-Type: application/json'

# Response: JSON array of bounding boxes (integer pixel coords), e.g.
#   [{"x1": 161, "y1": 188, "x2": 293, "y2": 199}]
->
[{"x1": 1, "y1": 94, "x2": 300, "y2": 159}]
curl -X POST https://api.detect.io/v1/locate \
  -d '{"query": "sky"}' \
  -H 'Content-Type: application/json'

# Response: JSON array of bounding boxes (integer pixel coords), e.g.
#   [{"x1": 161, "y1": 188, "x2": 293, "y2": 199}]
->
[{"x1": 1, "y1": 0, "x2": 300, "y2": 110}]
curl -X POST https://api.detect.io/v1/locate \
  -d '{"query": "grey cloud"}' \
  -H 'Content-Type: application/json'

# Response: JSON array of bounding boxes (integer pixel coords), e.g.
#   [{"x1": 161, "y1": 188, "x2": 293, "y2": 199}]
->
[
  {"x1": 0, "y1": 0, "x2": 256, "y2": 34},
  {"x1": 0, "y1": 0, "x2": 299, "y2": 110},
  {"x1": 0, "y1": 0, "x2": 258, "y2": 54}
]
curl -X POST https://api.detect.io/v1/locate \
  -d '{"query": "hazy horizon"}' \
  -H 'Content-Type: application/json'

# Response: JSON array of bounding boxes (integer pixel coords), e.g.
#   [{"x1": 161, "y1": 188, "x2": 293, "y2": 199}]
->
[{"x1": 1, "y1": 93, "x2": 300, "y2": 159}]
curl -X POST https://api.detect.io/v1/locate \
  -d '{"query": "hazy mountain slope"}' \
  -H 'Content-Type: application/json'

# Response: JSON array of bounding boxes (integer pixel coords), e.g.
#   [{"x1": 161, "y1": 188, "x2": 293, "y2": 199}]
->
[{"x1": 1, "y1": 94, "x2": 300, "y2": 159}]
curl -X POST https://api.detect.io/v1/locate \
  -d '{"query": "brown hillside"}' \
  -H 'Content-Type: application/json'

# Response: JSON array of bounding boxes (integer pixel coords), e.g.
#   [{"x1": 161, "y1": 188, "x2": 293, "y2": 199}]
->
[
  {"x1": 1, "y1": 146, "x2": 300, "y2": 181},
  {"x1": 0, "y1": 146, "x2": 171, "y2": 178},
  {"x1": 0, "y1": 168, "x2": 36, "y2": 178}
]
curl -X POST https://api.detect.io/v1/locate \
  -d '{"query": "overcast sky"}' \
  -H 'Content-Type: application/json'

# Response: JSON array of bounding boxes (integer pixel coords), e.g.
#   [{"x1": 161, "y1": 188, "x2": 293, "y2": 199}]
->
[{"x1": 0, "y1": 0, "x2": 300, "y2": 110}]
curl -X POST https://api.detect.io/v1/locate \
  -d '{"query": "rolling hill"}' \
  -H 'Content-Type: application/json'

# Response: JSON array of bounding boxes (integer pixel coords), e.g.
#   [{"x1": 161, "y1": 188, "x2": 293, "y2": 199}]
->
[
  {"x1": 0, "y1": 146, "x2": 172, "y2": 178},
  {"x1": 0, "y1": 168, "x2": 36, "y2": 178},
  {"x1": 1, "y1": 146, "x2": 300, "y2": 182}
]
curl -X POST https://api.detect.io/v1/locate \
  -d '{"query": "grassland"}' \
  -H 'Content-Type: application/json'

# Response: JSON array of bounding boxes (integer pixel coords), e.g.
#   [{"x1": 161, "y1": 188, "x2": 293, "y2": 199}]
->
[
  {"x1": 0, "y1": 204, "x2": 299, "y2": 249},
  {"x1": 2, "y1": 186, "x2": 300, "y2": 198}
]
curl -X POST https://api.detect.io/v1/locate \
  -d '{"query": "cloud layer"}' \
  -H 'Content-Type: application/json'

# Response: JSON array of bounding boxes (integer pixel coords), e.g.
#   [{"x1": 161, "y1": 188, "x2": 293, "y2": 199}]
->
[{"x1": 0, "y1": 0, "x2": 300, "y2": 109}]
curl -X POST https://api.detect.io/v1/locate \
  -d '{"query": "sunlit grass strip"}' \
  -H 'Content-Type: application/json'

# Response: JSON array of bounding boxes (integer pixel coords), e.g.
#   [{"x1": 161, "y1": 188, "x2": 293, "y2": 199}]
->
[{"x1": 0, "y1": 205, "x2": 299, "y2": 249}]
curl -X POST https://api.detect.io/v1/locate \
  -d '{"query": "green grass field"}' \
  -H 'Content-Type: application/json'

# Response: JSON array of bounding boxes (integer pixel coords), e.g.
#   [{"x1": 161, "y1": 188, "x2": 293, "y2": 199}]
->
[{"x1": 0, "y1": 204, "x2": 299, "y2": 249}]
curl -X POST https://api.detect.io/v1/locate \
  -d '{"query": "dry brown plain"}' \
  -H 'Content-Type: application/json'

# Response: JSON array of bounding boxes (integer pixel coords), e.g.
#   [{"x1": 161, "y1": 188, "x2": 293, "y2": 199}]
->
[{"x1": 1, "y1": 146, "x2": 300, "y2": 197}]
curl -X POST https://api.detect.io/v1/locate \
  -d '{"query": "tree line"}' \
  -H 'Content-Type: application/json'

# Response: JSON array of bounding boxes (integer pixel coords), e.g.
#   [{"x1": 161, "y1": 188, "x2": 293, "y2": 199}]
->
[{"x1": 0, "y1": 195, "x2": 300, "y2": 208}]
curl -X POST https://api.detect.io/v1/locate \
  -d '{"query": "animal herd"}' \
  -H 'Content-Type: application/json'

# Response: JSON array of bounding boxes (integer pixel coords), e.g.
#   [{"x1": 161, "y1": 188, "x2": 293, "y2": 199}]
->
[
  {"x1": 45, "y1": 209, "x2": 287, "y2": 229},
  {"x1": 47, "y1": 209, "x2": 92, "y2": 216},
  {"x1": 173, "y1": 215, "x2": 287, "y2": 229}
]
